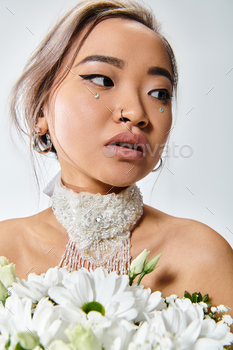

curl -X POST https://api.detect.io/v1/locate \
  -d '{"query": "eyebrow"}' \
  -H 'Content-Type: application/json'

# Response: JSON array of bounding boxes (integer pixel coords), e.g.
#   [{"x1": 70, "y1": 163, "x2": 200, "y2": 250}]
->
[
  {"x1": 147, "y1": 67, "x2": 173, "y2": 85},
  {"x1": 75, "y1": 55, "x2": 125, "y2": 69},
  {"x1": 75, "y1": 54, "x2": 173, "y2": 84}
]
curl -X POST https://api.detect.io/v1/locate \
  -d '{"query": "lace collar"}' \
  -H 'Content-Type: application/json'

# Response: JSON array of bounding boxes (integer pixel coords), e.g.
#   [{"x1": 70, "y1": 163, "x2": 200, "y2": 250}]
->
[{"x1": 51, "y1": 175, "x2": 143, "y2": 274}]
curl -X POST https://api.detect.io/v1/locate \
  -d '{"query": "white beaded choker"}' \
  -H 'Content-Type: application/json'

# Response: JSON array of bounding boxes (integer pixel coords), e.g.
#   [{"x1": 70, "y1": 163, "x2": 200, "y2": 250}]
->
[{"x1": 51, "y1": 176, "x2": 143, "y2": 275}]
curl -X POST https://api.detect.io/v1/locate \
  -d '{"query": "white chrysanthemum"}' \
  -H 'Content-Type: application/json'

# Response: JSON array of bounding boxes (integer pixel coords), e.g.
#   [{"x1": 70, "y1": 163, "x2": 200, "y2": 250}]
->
[
  {"x1": 222, "y1": 314, "x2": 233, "y2": 327},
  {"x1": 127, "y1": 284, "x2": 166, "y2": 323},
  {"x1": 171, "y1": 298, "x2": 204, "y2": 321},
  {"x1": 49, "y1": 268, "x2": 139, "y2": 322},
  {"x1": 168, "y1": 296, "x2": 208, "y2": 314},
  {"x1": 0, "y1": 264, "x2": 232, "y2": 350},
  {"x1": 10, "y1": 267, "x2": 68, "y2": 303},
  {"x1": 128, "y1": 303, "x2": 204, "y2": 349},
  {"x1": 55, "y1": 311, "x2": 137, "y2": 350},
  {"x1": 0, "y1": 296, "x2": 62, "y2": 348},
  {"x1": 84, "y1": 312, "x2": 137, "y2": 350},
  {"x1": 195, "y1": 318, "x2": 233, "y2": 349},
  {"x1": 165, "y1": 294, "x2": 178, "y2": 305},
  {"x1": 64, "y1": 310, "x2": 114, "y2": 347},
  {"x1": 129, "y1": 300, "x2": 233, "y2": 350},
  {"x1": 0, "y1": 294, "x2": 25, "y2": 349},
  {"x1": 99, "y1": 317, "x2": 136, "y2": 350},
  {"x1": 161, "y1": 306, "x2": 203, "y2": 348}
]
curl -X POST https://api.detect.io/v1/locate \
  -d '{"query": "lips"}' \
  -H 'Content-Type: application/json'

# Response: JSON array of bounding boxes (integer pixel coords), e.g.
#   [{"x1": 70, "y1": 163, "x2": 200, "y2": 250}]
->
[
  {"x1": 105, "y1": 131, "x2": 147, "y2": 148},
  {"x1": 104, "y1": 131, "x2": 147, "y2": 160},
  {"x1": 109, "y1": 141, "x2": 143, "y2": 151}
]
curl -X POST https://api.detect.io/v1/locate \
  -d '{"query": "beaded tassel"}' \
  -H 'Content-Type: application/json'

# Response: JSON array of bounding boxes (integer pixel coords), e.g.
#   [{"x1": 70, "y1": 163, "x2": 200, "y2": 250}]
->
[{"x1": 59, "y1": 238, "x2": 131, "y2": 275}]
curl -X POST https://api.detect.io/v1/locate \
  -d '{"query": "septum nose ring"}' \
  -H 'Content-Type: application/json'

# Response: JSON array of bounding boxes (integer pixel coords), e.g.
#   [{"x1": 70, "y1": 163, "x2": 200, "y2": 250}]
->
[
  {"x1": 121, "y1": 109, "x2": 125, "y2": 121},
  {"x1": 120, "y1": 109, "x2": 134, "y2": 134}
]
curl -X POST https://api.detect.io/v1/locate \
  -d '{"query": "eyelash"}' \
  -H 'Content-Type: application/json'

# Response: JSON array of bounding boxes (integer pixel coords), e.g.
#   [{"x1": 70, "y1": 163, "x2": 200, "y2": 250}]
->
[
  {"x1": 149, "y1": 89, "x2": 172, "y2": 102},
  {"x1": 79, "y1": 74, "x2": 172, "y2": 101},
  {"x1": 79, "y1": 74, "x2": 114, "y2": 87}
]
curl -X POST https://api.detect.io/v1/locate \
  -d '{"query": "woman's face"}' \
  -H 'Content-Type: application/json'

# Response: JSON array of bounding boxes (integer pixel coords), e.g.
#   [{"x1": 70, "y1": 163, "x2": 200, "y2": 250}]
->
[{"x1": 46, "y1": 18, "x2": 173, "y2": 193}]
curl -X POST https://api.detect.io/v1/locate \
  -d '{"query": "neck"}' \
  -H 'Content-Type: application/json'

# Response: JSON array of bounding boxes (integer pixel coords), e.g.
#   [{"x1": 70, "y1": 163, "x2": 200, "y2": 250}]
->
[{"x1": 61, "y1": 172, "x2": 129, "y2": 195}]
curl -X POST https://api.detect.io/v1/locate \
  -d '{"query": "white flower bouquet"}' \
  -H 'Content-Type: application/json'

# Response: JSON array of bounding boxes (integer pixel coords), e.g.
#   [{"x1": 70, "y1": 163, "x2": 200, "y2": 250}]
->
[{"x1": 0, "y1": 251, "x2": 232, "y2": 350}]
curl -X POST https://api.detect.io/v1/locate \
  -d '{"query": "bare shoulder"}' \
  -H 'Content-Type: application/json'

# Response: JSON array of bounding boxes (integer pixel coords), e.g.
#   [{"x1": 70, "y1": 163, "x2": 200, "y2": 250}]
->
[
  {"x1": 144, "y1": 204, "x2": 233, "y2": 255},
  {"x1": 0, "y1": 217, "x2": 30, "y2": 244},
  {"x1": 157, "y1": 206, "x2": 232, "y2": 269},
  {"x1": 0, "y1": 216, "x2": 34, "y2": 263},
  {"x1": 139, "y1": 205, "x2": 233, "y2": 312},
  {"x1": 169, "y1": 214, "x2": 233, "y2": 259},
  {"x1": 0, "y1": 209, "x2": 67, "y2": 278},
  {"x1": 170, "y1": 215, "x2": 233, "y2": 310}
]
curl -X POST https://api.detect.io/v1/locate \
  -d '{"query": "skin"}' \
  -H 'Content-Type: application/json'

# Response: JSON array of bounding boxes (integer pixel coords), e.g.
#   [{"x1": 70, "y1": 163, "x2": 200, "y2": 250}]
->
[{"x1": 0, "y1": 18, "x2": 233, "y2": 316}]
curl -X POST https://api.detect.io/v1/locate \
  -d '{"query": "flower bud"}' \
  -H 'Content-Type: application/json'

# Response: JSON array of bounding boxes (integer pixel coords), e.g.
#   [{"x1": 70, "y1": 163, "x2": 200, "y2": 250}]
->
[
  {"x1": 143, "y1": 253, "x2": 162, "y2": 274},
  {"x1": 17, "y1": 331, "x2": 40, "y2": 349},
  {"x1": 129, "y1": 249, "x2": 150, "y2": 280},
  {"x1": 66, "y1": 323, "x2": 102, "y2": 350},
  {"x1": 0, "y1": 256, "x2": 17, "y2": 288},
  {"x1": 0, "y1": 257, "x2": 10, "y2": 267}
]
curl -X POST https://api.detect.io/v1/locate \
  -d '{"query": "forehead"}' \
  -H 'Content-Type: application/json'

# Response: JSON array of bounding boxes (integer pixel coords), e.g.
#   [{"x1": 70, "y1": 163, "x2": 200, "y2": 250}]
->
[{"x1": 74, "y1": 18, "x2": 172, "y2": 76}]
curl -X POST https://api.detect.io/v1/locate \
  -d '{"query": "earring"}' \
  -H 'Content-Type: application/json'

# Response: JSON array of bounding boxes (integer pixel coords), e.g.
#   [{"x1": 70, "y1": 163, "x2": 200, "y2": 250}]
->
[
  {"x1": 33, "y1": 131, "x2": 53, "y2": 154},
  {"x1": 95, "y1": 93, "x2": 99, "y2": 99},
  {"x1": 151, "y1": 158, "x2": 163, "y2": 172},
  {"x1": 159, "y1": 107, "x2": 164, "y2": 113}
]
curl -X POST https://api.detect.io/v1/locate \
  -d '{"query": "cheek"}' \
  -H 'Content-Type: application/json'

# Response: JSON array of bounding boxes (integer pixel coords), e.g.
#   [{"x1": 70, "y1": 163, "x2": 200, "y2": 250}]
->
[
  {"x1": 49, "y1": 84, "x2": 103, "y2": 151},
  {"x1": 163, "y1": 112, "x2": 173, "y2": 138},
  {"x1": 155, "y1": 110, "x2": 172, "y2": 142},
  {"x1": 147, "y1": 110, "x2": 172, "y2": 159}
]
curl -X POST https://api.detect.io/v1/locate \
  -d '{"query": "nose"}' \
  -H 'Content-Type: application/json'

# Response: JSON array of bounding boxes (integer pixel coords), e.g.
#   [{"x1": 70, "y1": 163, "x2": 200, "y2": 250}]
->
[{"x1": 112, "y1": 93, "x2": 148, "y2": 129}]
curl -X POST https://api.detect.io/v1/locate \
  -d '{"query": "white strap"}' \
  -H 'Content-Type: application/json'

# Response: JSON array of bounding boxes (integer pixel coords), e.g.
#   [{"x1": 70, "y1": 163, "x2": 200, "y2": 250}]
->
[{"x1": 43, "y1": 171, "x2": 61, "y2": 197}]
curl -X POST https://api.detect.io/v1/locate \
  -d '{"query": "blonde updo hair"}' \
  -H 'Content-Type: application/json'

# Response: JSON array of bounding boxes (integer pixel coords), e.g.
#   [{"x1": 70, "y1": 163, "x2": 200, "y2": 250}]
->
[{"x1": 11, "y1": 0, "x2": 178, "y2": 155}]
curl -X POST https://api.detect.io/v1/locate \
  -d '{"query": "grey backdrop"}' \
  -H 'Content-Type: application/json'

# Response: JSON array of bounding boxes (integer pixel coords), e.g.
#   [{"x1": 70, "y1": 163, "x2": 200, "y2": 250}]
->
[{"x1": 0, "y1": 0, "x2": 232, "y2": 247}]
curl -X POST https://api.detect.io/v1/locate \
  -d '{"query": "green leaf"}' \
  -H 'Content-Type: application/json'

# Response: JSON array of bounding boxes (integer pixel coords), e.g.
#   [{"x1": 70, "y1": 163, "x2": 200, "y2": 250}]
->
[
  {"x1": 137, "y1": 271, "x2": 146, "y2": 286},
  {"x1": 184, "y1": 291, "x2": 192, "y2": 301},
  {"x1": 15, "y1": 342, "x2": 26, "y2": 350},
  {"x1": 203, "y1": 294, "x2": 209, "y2": 302},
  {"x1": 143, "y1": 253, "x2": 162, "y2": 275},
  {"x1": 192, "y1": 292, "x2": 198, "y2": 303},
  {"x1": 197, "y1": 292, "x2": 202, "y2": 302},
  {"x1": 5, "y1": 339, "x2": 11, "y2": 350}
]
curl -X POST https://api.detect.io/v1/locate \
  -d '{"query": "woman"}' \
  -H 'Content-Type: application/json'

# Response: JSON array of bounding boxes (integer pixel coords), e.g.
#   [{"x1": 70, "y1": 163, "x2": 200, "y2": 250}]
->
[{"x1": 0, "y1": 0, "x2": 232, "y2": 315}]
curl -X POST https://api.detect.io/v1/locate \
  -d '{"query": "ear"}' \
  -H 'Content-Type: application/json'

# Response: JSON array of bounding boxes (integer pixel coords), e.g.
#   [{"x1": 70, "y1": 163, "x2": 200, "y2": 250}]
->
[{"x1": 35, "y1": 113, "x2": 49, "y2": 135}]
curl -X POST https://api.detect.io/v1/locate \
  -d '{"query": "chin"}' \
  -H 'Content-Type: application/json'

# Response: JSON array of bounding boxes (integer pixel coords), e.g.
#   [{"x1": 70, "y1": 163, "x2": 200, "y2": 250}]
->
[{"x1": 99, "y1": 172, "x2": 143, "y2": 189}]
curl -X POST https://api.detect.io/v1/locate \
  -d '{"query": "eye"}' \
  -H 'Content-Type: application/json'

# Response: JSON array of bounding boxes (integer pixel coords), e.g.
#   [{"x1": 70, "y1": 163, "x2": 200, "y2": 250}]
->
[
  {"x1": 79, "y1": 74, "x2": 114, "y2": 87},
  {"x1": 149, "y1": 89, "x2": 171, "y2": 101}
]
